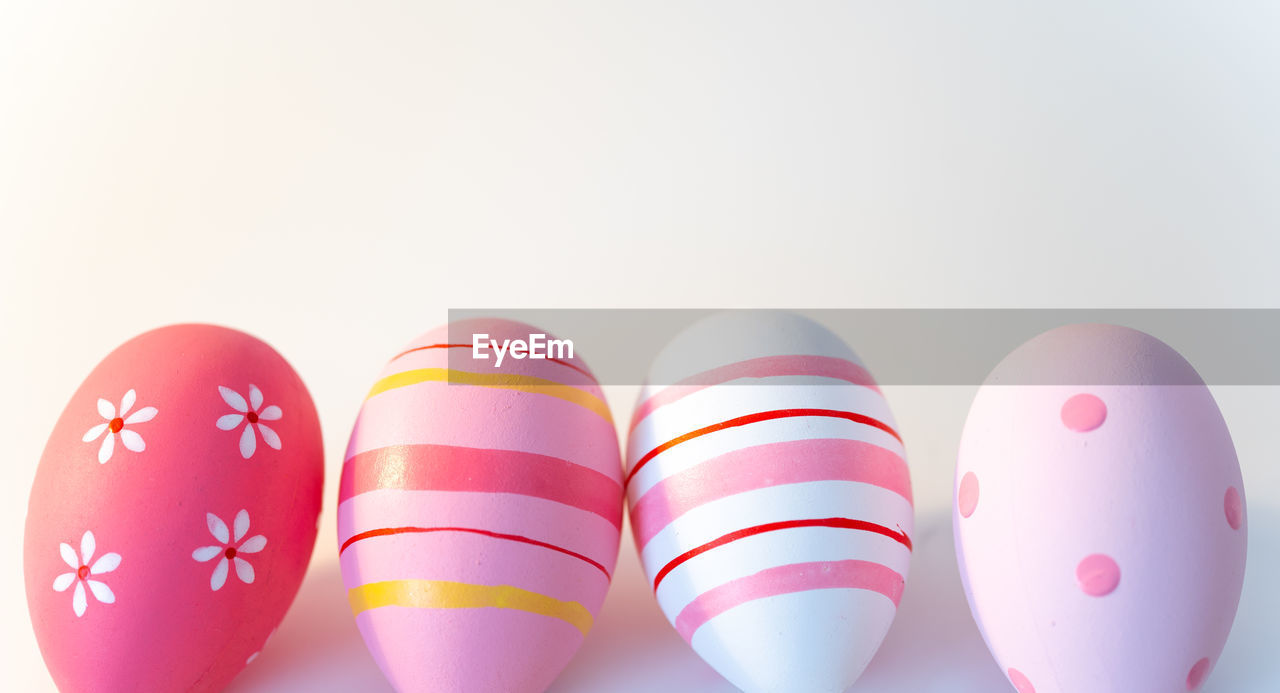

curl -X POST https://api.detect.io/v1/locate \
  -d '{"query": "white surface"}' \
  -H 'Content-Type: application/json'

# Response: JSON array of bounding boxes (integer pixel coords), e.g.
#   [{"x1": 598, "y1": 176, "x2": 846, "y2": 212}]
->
[{"x1": 2, "y1": 2, "x2": 1278, "y2": 691}]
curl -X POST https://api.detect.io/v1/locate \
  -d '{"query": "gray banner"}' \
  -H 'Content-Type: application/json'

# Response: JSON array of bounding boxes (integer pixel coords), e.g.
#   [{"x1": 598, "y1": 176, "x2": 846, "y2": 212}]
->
[{"x1": 443, "y1": 309, "x2": 1280, "y2": 385}]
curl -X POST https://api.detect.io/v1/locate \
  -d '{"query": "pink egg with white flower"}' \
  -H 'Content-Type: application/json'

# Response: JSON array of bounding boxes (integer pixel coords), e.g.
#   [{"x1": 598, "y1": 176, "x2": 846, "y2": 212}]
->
[
  {"x1": 954, "y1": 324, "x2": 1247, "y2": 693},
  {"x1": 24, "y1": 324, "x2": 324, "y2": 692}
]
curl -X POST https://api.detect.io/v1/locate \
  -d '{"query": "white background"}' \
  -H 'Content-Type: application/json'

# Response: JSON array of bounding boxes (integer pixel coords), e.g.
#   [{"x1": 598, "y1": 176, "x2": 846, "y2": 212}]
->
[{"x1": 2, "y1": 2, "x2": 1278, "y2": 691}]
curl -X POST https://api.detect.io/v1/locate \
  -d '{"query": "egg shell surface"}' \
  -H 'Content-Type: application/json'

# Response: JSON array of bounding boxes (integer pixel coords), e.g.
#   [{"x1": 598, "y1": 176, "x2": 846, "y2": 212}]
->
[
  {"x1": 338, "y1": 318, "x2": 623, "y2": 693},
  {"x1": 24, "y1": 324, "x2": 324, "y2": 692},
  {"x1": 954, "y1": 324, "x2": 1247, "y2": 693},
  {"x1": 626, "y1": 311, "x2": 914, "y2": 693}
]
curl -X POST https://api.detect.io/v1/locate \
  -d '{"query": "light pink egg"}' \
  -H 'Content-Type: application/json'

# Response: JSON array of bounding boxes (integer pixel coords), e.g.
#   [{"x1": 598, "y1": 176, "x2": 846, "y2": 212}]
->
[
  {"x1": 954, "y1": 324, "x2": 1247, "y2": 692},
  {"x1": 338, "y1": 319, "x2": 622, "y2": 692},
  {"x1": 24, "y1": 324, "x2": 324, "y2": 692}
]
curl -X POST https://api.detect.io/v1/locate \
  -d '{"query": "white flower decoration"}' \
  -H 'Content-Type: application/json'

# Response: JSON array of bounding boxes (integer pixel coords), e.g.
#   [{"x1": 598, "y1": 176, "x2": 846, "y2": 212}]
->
[
  {"x1": 52, "y1": 530, "x2": 121, "y2": 617},
  {"x1": 192, "y1": 510, "x2": 267, "y2": 591},
  {"x1": 216, "y1": 385, "x2": 282, "y2": 459},
  {"x1": 81, "y1": 389, "x2": 158, "y2": 464}
]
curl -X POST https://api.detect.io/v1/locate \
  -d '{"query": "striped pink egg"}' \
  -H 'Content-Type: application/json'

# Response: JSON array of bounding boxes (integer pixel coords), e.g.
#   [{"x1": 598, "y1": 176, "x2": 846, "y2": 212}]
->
[
  {"x1": 338, "y1": 319, "x2": 623, "y2": 692},
  {"x1": 626, "y1": 312, "x2": 913, "y2": 692}
]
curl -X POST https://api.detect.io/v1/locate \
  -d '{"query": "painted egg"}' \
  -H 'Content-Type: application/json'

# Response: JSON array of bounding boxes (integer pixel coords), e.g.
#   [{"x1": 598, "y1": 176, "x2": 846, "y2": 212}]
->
[
  {"x1": 338, "y1": 319, "x2": 622, "y2": 692},
  {"x1": 954, "y1": 324, "x2": 1247, "y2": 692},
  {"x1": 23, "y1": 324, "x2": 324, "y2": 692},
  {"x1": 626, "y1": 311, "x2": 913, "y2": 692}
]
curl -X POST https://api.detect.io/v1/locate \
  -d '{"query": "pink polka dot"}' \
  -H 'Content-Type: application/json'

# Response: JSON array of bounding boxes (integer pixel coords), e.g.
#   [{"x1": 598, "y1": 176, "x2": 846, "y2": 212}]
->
[
  {"x1": 958, "y1": 472, "x2": 980, "y2": 518},
  {"x1": 1186, "y1": 657, "x2": 1210, "y2": 690},
  {"x1": 1225, "y1": 486, "x2": 1243, "y2": 530},
  {"x1": 1061, "y1": 393, "x2": 1107, "y2": 432},
  {"x1": 1008, "y1": 668, "x2": 1036, "y2": 693},
  {"x1": 1076, "y1": 554, "x2": 1120, "y2": 596}
]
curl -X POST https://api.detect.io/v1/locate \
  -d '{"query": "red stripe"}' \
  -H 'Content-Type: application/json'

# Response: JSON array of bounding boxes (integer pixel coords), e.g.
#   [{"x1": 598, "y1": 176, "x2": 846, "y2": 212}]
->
[
  {"x1": 628, "y1": 355, "x2": 881, "y2": 432},
  {"x1": 651, "y1": 517, "x2": 912, "y2": 591},
  {"x1": 340, "y1": 444, "x2": 623, "y2": 529},
  {"x1": 388, "y1": 342, "x2": 595, "y2": 380},
  {"x1": 339, "y1": 525, "x2": 611, "y2": 578},
  {"x1": 389, "y1": 342, "x2": 471, "y2": 361},
  {"x1": 626, "y1": 408, "x2": 902, "y2": 487}
]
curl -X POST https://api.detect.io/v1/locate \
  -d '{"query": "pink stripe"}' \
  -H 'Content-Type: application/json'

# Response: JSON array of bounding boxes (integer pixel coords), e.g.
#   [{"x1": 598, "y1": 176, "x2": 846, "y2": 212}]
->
[
  {"x1": 631, "y1": 438, "x2": 911, "y2": 547},
  {"x1": 337, "y1": 489, "x2": 621, "y2": 572},
  {"x1": 339, "y1": 532, "x2": 611, "y2": 607},
  {"x1": 339, "y1": 444, "x2": 622, "y2": 529},
  {"x1": 344, "y1": 383, "x2": 622, "y2": 481},
  {"x1": 629, "y1": 355, "x2": 880, "y2": 431},
  {"x1": 673, "y1": 560, "x2": 904, "y2": 642}
]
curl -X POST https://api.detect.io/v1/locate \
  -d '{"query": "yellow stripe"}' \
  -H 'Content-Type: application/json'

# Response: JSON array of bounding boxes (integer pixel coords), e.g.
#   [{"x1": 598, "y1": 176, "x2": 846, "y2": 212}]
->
[
  {"x1": 348, "y1": 579, "x2": 594, "y2": 636},
  {"x1": 365, "y1": 368, "x2": 612, "y2": 423}
]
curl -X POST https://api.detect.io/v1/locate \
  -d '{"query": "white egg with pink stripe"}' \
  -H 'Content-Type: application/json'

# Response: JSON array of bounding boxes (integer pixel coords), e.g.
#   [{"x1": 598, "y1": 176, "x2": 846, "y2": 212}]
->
[
  {"x1": 626, "y1": 311, "x2": 913, "y2": 693},
  {"x1": 339, "y1": 319, "x2": 623, "y2": 693}
]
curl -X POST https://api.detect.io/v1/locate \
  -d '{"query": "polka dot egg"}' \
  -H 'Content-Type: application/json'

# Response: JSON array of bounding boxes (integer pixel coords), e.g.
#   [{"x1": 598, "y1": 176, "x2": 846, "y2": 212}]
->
[{"x1": 954, "y1": 324, "x2": 1247, "y2": 693}]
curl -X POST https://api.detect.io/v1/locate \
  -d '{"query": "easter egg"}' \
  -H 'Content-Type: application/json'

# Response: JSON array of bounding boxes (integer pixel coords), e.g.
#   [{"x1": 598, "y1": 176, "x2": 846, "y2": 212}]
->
[
  {"x1": 338, "y1": 319, "x2": 622, "y2": 692},
  {"x1": 23, "y1": 324, "x2": 324, "y2": 692},
  {"x1": 626, "y1": 311, "x2": 913, "y2": 693},
  {"x1": 954, "y1": 324, "x2": 1247, "y2": 692}
]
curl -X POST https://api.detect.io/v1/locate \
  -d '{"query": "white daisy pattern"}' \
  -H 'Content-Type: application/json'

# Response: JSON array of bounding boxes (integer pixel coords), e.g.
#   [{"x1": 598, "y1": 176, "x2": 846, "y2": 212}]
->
[
  {"x1": 216, "y1": 385, "x2": 283, "y2": 459},
  {"x1": 192, "y1": 510, "x2": 267, "y2": 591},
  {"x1": 81, "y1": 389, "x2": 158, "y2": 464},
  {"x1": 52, "y1": 531, "x2": 121, "y2": 617}
]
